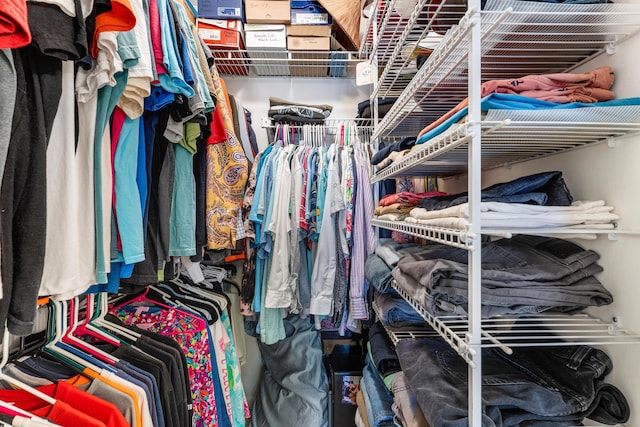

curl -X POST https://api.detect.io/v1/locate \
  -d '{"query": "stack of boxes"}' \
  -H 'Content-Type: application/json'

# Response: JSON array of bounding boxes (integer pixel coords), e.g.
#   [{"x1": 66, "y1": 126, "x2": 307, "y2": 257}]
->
[
  {"x1": 288, "y1": 1, "x2": 332, "y2": 76},
  {"x1": 196, "y1": 0, "x2": 336, "y2": 77}
]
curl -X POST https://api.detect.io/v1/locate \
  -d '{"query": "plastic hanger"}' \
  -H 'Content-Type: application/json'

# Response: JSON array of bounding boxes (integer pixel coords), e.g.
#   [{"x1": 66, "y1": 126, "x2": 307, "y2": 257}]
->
[
  {"x1": 43, "y1": 300, "x2": 108, "y2": 374},
  {"x1": 0, "y1": 326, "x2": 56, "y2": 405},
  {"x1": 61, "y1": 297, "x2": 118, "y2": 365},
  {"x1": 75, "y1": 294, "x2": 121, "y2": 347},
  {"x1": 92, "y1": 293, "x2": 139, "y2": 342}
]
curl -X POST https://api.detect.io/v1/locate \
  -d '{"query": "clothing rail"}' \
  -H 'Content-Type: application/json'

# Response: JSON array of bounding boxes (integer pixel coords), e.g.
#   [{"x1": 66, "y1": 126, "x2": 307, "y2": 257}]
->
[
  {"x1": 261, "y1": 117, "x2": 375, "y2": 129},
  {"x1": 262, "y1": 119, "x2": 376, "y2": 147}
]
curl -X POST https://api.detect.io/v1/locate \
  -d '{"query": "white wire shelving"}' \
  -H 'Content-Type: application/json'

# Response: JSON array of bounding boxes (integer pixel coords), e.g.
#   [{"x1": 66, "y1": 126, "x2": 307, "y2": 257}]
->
[
  {"x1": 371, "y1": 299, "x2": 436, "y2": 346},
  {"x1": 370, "y1": 0, "x2": 640, "y2": 141},
  {"x1": 389, "y1": 281, "x2": 640, "y2": 364},
  {"x1": 371, "y1": 106, "x2": 640, "y2": 181},
  {"x1": 371, "y1": 218, "x2": 473, "y2": 249},
  {"x1": 209, "y1": 49, "x2": 363, "y2": 78}
]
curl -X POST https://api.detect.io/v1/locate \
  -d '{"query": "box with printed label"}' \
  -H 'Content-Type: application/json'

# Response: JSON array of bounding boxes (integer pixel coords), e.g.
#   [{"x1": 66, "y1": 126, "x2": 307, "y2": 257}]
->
[
  {"x1": 245, "y1": 24, "x2": 289, "y2": 75},
  {"x1": 245, "y1": 0, "x2": 291, "y2": 24},
  {"x1": 197, "y1": 0, "x2": 243, "y2": 20},
  {"x1": 290, "y1": 0, "x2": 332, "y2": 25},
  {"x1": 198, "y1": 19, "x2": 248, "y2": 75}
]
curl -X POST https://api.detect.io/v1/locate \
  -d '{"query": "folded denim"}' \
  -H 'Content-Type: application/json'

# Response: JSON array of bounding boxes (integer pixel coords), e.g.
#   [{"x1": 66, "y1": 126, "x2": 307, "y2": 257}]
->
[
  {"x1": 416, "y1": 171, "x2": 573, "y2": 211},
  {"x1": 365, "y1": 254, "x2": 394, "y2": 294},
  {"x1": 374, "y1": 290, "x2": 426, "y2": 327},
  {"x1": 362, "y1": 355, "x2": 396, "y2": 427},
  {"x1": 391, "y1": 372, "x2": 430, "y2": 427},
  {"x1": 368, "y1": 322, "x2": 402, "y2": 378},
  {"x1": 392, "y1": 235, "x2": 612, "y2": 316},
  {"x1": 376, "y1": 239, "x2": 448, "y2": 268},
  {"x1": 396, "y1": 338, "x2": 630, "y2": 427}
]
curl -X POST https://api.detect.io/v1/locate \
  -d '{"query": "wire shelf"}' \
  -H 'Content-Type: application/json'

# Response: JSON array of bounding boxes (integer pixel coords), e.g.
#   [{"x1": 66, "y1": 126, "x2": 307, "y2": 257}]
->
[
  {"x1": 370, "y1": 105, "x2": 640, "y2": 179},
  {"x1": 372, "y1": 218, "x2": 473, "y2": 249},
  {"x1": 371, "y1": 299, "x2": 437, "y2": 346},
  {"x1": 209, "y1": 49, "x2": 363, "y2": 78},
  {"x1": 390, "y1": 281, "x2": 640, "y2": 367},
  {"x1": 371, "y1": 0, "x2": 640, "y2": 139}
]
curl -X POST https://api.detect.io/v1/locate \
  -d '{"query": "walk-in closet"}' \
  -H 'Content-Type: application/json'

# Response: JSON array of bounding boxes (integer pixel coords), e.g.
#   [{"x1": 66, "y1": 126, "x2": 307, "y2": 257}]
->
[{"x1": 1, "y1": 0, "x2": 640, "y2": 426}]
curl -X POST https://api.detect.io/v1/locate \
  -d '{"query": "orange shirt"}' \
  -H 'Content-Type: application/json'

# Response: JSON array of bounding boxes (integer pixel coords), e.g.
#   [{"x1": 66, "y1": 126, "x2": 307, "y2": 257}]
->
[{"x1": 91, "y1": 0, "x2": 137, "y2": 58}]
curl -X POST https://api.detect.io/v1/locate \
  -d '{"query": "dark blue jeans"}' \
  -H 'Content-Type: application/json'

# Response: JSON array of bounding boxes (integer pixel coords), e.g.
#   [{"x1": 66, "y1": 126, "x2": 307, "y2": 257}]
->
[
  {"x1": 368, "y1": 322, "x2": 402, "y2": 377},
  {"x1": 362, "y1": 355, "x2": 396, "y2": 427},
  {"x1": 392, "y1": 235, "x2": 612, "y2": 317},
  {"x1": 396, "y1": 338, "x2": 630, "y2": 426},
  {"x1": 374, "y1": 290, "x2": 426, "y2": 327},
  {"x1": 365, "y1": 254, "x2": 394, "y2": 294},
  {"x1": 416, "y1": 171, "x2": 573, "y2": 210}
]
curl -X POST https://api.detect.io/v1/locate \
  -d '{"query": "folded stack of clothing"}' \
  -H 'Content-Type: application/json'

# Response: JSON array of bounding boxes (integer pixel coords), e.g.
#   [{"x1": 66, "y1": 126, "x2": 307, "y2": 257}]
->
[
  {"x1": 417, "y1": 170, "x2": 574, "y2": 210},
  {"x1": 417, "y1": 66, "x2": 614, "y2": 141},
  {"x1": 397, "y1": 338, "x2": 630, "y2": 426},
  {"x1": 268, "y1": 97, "x2": 333, "y2": 125},
  {"x1": 371, "y1": 137, "x2": 416, "y2": 171},
  {"x1": 374, "y1": 191, "x2": 448, "y2": 222},
  {"x1": 357, "y1": 98, "x2": 397, "y2": 120},
  {"x1": 391, "y1": 234, "x2": 614, "y2": 318},
  {"x1": 404, "y1": 171, "x2": 619, "y2": 237}
]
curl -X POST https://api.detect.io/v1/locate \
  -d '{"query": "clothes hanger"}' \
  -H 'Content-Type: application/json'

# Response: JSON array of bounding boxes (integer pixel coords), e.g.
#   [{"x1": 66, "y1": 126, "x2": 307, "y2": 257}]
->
[
  {"x1": 0, "y1": 326, "x2": 56, "y2": 406},
  {"x1": 178, "y1": 275, "x2": 230, "y2": 312},
  {"x1": 95, "y1": 293, "x2": 140, "y2": 342},
  {"x1": 61, "y1": 297, "x2": 118, "y2": 365},
  {"x1": 75, "y1": 294, "x2": 121, "y2": 347},
  {"x1": 43, "y1": 300, "x2": 109, "y2": 374},
  {"x1": 156, "y1": 282, "x2": 220, "y2": 324}
]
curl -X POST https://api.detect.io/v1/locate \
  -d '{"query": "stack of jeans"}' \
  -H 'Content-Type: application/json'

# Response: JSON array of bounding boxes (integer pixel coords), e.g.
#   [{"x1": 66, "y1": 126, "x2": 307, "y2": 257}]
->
[
  {"x1": 392, "y1": 235, "x2": 613, "y2": 317},
  {"x1": 396, "y1": 337, "x2": 630, "y2": 426},
  {"x1": 416, "y1": 171, "x2": 573, "y2": 211},
  {"x1": 374, "y1": 290, "x2": 425, "y2": 328},
  {"x1": 360, "y1": 355, "x2": 396, "y2": 427}
]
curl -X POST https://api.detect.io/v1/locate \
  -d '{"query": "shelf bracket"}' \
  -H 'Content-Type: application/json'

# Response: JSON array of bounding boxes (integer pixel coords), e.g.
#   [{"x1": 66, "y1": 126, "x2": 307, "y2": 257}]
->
[
  {"x1": 608, "y1": 316, "x2": 622, "y2": 334},
  {"x1": 608, "y1": 232, "x2": 618, "y2": 241},
  {"x1": 607, "y1": 137, "x2": 617, "y2": 148},
  {"x1": 606, "y1": 43, "x2": 617, "y2": 55}
]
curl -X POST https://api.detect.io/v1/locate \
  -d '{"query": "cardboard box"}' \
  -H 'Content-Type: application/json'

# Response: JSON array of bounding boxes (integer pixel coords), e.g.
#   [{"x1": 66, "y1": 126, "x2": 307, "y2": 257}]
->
[
  {"x1": 290, "y1": 0, "x2": 332, "y2": 25},
  {"x1": 198, "y1": 19, "x2": 244, "y2": 47},
  {"x1": 287, "y1": 35, "x2": 330, "y2": 50},
  {"x1": 245, "y1": 24, "x2": 289, "y2": 75},
  {"x1": 245, "y1": 24, "x2": 287, "y2": 49},
  {"x1": 245, "y1": 0, "x2": 291, "y2": 24},
  {"x1": 197, "y1": 0, "x2": 243, "y2": 20},
  {"x1": 286, "y1": 24, "x2": 331, "y2": 37},
  {"x1": 198, "y1": 19, "x2": 248, "y2": 75},
  {"x1": 287, "y1": 35, "x2": 329, "y2": 77}
]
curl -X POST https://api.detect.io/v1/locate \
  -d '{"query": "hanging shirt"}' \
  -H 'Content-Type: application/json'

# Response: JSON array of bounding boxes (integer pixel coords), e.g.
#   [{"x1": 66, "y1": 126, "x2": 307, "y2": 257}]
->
[
  {"x1": 349, "y1": 145, "x2": 376, "y2": 321},
  {"x1": 169, "y1": 123, "x2": 200, "y2": 257},
  {"x1": 310, "y1": 145, "x2": 345, "y2": 317},
  {"x1": 117, "y1": 0, "x2": 153, "y2": 118},
  {"x1": 265, "y1": 145, "x2": 294, "y2": 309},
  {"x1": 205, "y1": 68, "x2": 248, "y2": 250},
  {"x1": 91, "y1": 0, "x2": 136, "y2": 58},
  {"x1": 114, "y1": 304, "x2": 219, "y2": 427}
]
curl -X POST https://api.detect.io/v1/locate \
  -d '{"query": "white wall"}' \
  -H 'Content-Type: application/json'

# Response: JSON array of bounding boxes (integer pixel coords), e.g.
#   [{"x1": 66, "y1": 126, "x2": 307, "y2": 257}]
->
[{"x1": 223, "y1": 76, "x2": 371, "y2": 151}]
